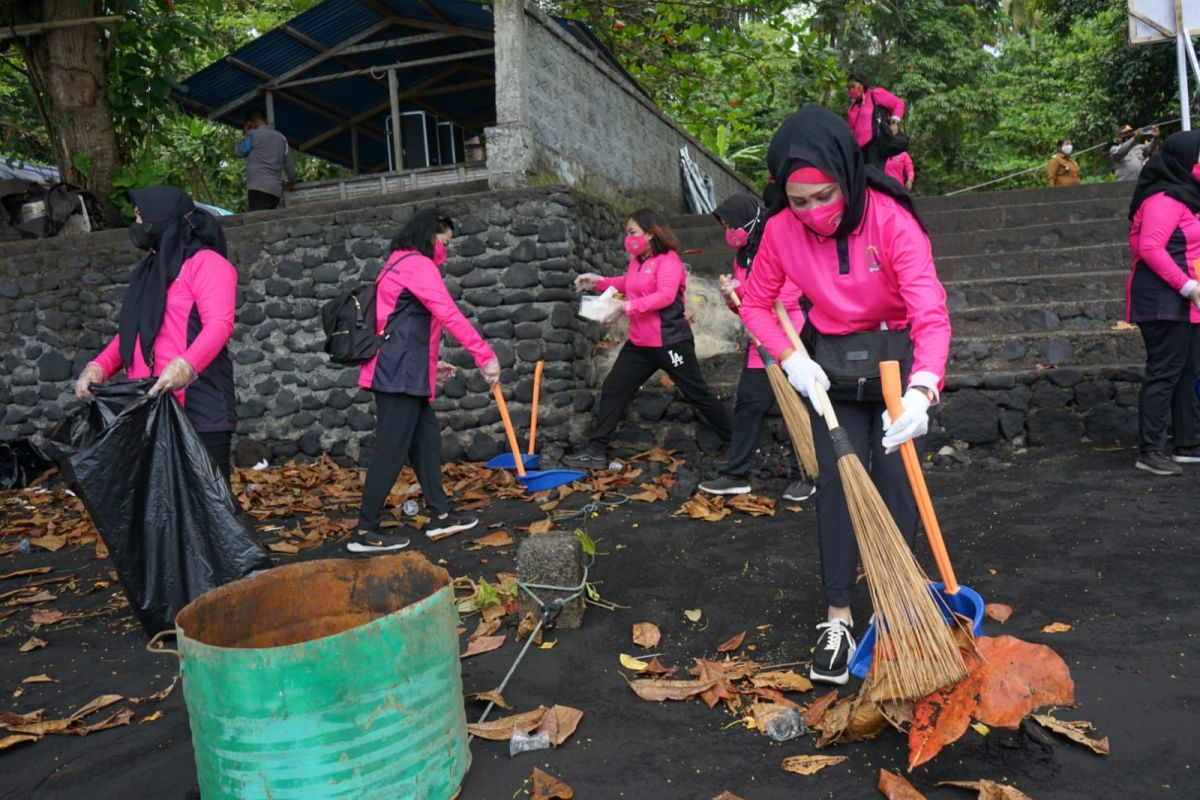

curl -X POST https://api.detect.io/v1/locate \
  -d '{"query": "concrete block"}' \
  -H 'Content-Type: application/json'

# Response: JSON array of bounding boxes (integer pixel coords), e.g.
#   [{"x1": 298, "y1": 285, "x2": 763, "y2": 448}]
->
[{"x1": 516, "y1": 530, "x2": 585, "y2": 629}]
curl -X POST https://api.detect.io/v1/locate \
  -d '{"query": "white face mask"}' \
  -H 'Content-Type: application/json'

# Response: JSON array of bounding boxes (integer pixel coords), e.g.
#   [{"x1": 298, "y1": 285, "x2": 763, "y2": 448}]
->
[{"x1": 1061, "y1": 144, "x2": 1074, "y2": 156}]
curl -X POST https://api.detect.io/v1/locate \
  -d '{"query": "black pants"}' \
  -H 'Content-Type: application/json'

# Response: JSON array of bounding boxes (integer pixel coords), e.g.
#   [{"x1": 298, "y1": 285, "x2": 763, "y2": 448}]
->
[
  {"x1": 808, "y1": 396, "x2": 921, "y2": 609},
  {"x1": 358, "y1": 391, "x2": 448, "y2": 530},
  {"x1": 587, "y1": 339, "x2": 732, "y2": 450},
  {"x1": 719, "y1": 365, "x2": 800, "y2": 479},
  {"x1": 197, "y1": 430, "x2": 232, "y2": 485},
  {"x1": 861, "y1": 140, "x2": 886, "y2": 168},
  {"x1": 1137, "y1": 320, "x2": 1200, "y2": 454},
  {"x1": 248, "y1": 190, "x2": 280, "y2": 212}
]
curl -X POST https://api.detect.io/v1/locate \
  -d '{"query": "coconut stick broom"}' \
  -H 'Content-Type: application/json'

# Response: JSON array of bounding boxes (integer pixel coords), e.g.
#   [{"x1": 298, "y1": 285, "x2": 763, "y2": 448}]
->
[
  {"x1": 773, "y1": 301, "x2": 967, "y2": 700},
  {"x1": 728, "y1": 289, "x2": 818, "y2": 478}
]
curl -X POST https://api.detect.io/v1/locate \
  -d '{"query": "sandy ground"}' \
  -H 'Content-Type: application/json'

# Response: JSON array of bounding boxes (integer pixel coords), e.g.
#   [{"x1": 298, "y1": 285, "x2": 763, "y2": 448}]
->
[{"x1": 1, "y1": 445, "x2": 1197, "y2": 799}]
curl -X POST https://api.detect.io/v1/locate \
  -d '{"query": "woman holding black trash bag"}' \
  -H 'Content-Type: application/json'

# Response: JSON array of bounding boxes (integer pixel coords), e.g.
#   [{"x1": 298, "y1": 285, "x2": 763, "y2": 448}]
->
[
  {"x1": 74, "y1": 185, "x2": 238, "y2": 481},
  {"x1": 351, "y1": 208, "x2": 501, "y2": 553},
  {"x1": 738, "y1": 105, "x2": 950, "y2": 685}
]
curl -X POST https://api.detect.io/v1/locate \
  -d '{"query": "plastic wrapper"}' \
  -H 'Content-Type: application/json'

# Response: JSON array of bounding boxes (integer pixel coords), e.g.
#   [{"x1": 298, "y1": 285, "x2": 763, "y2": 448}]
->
[
  {"x1": 764, "y1": 707, "x2": 808, "y2": 742},
  {"x1": 61, "y1": 384, "x2": 270, "y2": 635},
  {"x1": 508, "y1": 727, "x2": 551, "y2": 757}
]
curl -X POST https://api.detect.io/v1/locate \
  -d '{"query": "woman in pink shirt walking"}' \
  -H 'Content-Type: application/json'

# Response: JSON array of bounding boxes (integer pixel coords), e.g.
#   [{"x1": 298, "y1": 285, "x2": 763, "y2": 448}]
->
[
  {"x1": 884, "y1": 122, "x2": 915, "y2": 190},
  {"x1": 846, "y1": 71, "x2": 906, "y2": 168},
  {"x1": 565, "y1": 209, "x2": 732, "y2": 468},
  {"x1": 74, "y1": 186, "x2": 238, "y2": 481},
  {"x1": 740, "y1": 105, "x2": 950, "y2": 686},
  {"x1": 351, "y1": 209, "x2": 500, "y2": 552}
]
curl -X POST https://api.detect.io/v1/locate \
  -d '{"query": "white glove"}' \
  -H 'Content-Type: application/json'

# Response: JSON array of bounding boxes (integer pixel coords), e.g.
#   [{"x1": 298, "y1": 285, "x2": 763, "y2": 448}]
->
[
  {"x1": 780, "y1": 353, "x2": 829, "y2": 415},
  {"x1": 574, "y1": 273, "x2": 600, "y2": 291},
  {"x1": 436, "y1": 360, "x2": 457, "y2": 382},
  {"x1": 718, "y1": 275, "x2": 740, "y2": 301},
  {"x1": 74, "y1": 363, "x2": 105, "y2": 400},
  {"x1": 601, "y1": 300, "x2": 627, "y2": 324},
  {"x1": 881, "y1": 388, "x2": 932, "y2": 452},
  {"x1": 480, "y1": 358, "x2": 501, "y2": 387},
  {"x1": 148, "y1": 357, "x2": 196, "y2": 397}
]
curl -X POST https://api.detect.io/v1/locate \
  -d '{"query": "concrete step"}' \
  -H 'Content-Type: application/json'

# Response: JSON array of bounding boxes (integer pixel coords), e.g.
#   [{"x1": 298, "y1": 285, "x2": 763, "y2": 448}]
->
[
  {"x1": 943, "y1": 361, "x2": 1144, "y2": 389},
  {"x1": 944, "y1": 270, "x2": 1128, "y2": 307},
  {"x1": 922, "y1": 197, "x2": 1125, "y2": 235},
  {"x1": 947, "y1": 328, "x2": 1144, "y2": 373},
  {"x1": 950, "y1": 299, "x2": 1126, "y2": 336},
  {"x1": 916, "y1": 181, "x2": 1132, "y2": 213},
  {"x1": 930, "y1": 218, "x2": 1128, "y2": 258},
  {"x1": 935, "y1": 241, "x2": 1128, "y2": 281}
]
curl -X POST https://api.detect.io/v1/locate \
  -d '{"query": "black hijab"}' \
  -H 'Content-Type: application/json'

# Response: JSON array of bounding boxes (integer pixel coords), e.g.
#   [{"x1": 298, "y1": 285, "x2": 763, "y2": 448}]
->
[
  {"x1": 766, "y1": 104, "x2": 925, "y2": 237},
  {"x1": 712, "y1": 192, "x2": 765, "y2": 269},
  {"x1": 1128, "y1": 130, "x2": 1200, "y2": 220},
  {"x1": 119, "y1": 186, "x2": 227, "y2": 367}
]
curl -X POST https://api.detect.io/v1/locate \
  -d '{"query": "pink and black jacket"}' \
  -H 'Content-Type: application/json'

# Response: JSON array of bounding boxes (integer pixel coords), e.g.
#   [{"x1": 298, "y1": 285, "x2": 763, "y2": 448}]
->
[
  {"x1": 1126, "y1": 192, "x2": 1200, "y2": 323},
  {"x1": 596, "y1": 250, "x2": 692, "y2": 348}
]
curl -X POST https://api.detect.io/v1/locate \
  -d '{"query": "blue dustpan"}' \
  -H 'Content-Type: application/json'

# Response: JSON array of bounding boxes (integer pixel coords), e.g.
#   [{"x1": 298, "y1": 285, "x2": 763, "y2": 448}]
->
[
  {"x1": 849, "y1": 582, "x2": 985, "y2": 679},
  {"x1": 491, "y1": 384, "x2": 585, "y2": 494},
  {"x1": 485, "y1": 452, "x2": 542, "y2": 470}
]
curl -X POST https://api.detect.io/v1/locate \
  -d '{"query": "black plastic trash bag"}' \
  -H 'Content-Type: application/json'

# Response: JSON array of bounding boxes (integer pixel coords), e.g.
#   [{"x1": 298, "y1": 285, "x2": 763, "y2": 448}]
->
[
  {"x1": 46, "y1": 380, "x2": 152, "y2": 463},
  {"x1": 0, "y1": 438, "x2": 56, "y2": 490},
  {"x1": 62, "y1": 388, "x2": 271, "y2": 636}
]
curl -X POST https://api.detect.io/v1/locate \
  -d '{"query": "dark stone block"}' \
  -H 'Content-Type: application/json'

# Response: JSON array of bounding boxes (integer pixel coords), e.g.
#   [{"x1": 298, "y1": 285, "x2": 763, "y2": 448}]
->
[
  {"x1": 994, "y1": 385, "x2": 1032, "y2": 411},
  {"x1": 1084, "y1": 405, "x2": 1137, "y2": 443},
  {"x1": 1032, "y1": 382, "x2": 1073, "y2": 409},
  {"x1": 264, "y1": 301, "x2": 292, "y2": 319},
  {"x1": 41, "y1": 310, "x2": 66, "y2": 331},
  {"x1": 235, "y1": 349, "x2": 265, "y2": 365},
  {"x1": 503, "y1": 290, "x2": 537, "y2": 304},
  {"x1": 348, "y1": 408, "x2": 374, "y2": 432},
  {"x1": 482, "y1": 320, "x2": 514, "y2": 338},
  {"x1": 265, "y1": 278, "x2": 291, "y2": 296},
  {"x1": 514, "y1": 322, "x2": 542, "y2": 340},
  {"x1": 312, "y1": 264, "x2": 341, "y2": 284},
  {"x1": 538, "y1": 219, "x2": 569, "y2": 243},
  {"x1": 300, "y1": 393, "x2": 323, "y2": 411},
  {"x1": 461, "y1": 270, "x2": 498, "y2": 289},
  {"x1": 37, "y1": 352, "x2": 72, "y2": 382},
  {"x1": 635, "y1": 394, "x2": 672, "y2": 422},
  {"x1": 998, "y1": 408, "x2": 1025, "y2": 440},
  {"x1": 1026, "y1": 408, "x2": 1084, "y2": 446},
  {"x1": 537, "y1": 289, "x2": 574, "y2": 302},
  {"x1": 1115, "y1": 383, "x2": 1140, "y2": 408},
  {"x1": 479, "y1": 253, "x2": 511, "y2": 270},
  {"x1": 478, "y1": 307, "x2": 511, "y2": 323},
  {"x1": 1038, "y1": 338, "x2": 1073, "y2": 365},
  {"x1": 298, "y1": 431, "x2": 323, "y2": 457},
  {"x1": 457, "y1": 216, "x2": 487, "y2": 236},
  {"x1": 938, "y1": 388, "x2": 999, "y2": 444},
  {"x1": 517, "y1": 341, "x2": 544, "y2": 362},
  {"x1": 1018, "y1": 309, "x2": 1060, "y2": 331},
  {"x1": 352, "y1": 240, "x2": 382, "y2": 259},
  {"x1": 456, "y1": 237, "x2": 486, "y2": 257},
  {"x1": 543, "y1": 272, "x2": 573, "y2": 288},
  {"x1": 255, "y1": 377, "x2": 279, "y2": 395},
  {"x1": 668, "y1": 466, "x2": 700, "y2": 499},
  {"x1": 1045, "y1": 368, "x2": 1083, "y2": 388},
  {"x1": 233, "y1": 438, "x2": 270, "y2": 467},
  {"x1": 982, "y1": 373, "x2": 1016, "y2": 390},
  {"x1": 546, "y1": 330, "x2": 574, "y2": 344},
  {"x1": 697, "y1": 426, "x2": 723, "y2": 454},
  {"x1": 1084, "y1": 304, "x2": 1107, "y2": 321},
  {"x1": 466, "y1": 434, "x2": 501, "y2": 462},
  {"x1": 326, "y1": 390, "x2": 353, "y2": 410},
  {"x1": 502, "y1": 263, "x2": 540, "y2": 288},
  {"x1": 512, "y1": 305, "x2": 549, "y2": 324},
  {"x1": 290, "y1": 222, "x2": 322, "y2": 237},
  {"x1": 956, "y1": 340, "x2": 990, "y2": 362},
  {"x1": 541, "y1": 257, "x2": 573, "y2": 272},
  {"x1": 550, "y1": 304, "x2": 574, "y2": 328},
  {"x1": 238, "y1": 399, "x2": 267, "y2": 419},
  {"x1": 493, "y1": 341, "x2": 515, "y2": 368},
  {"x1": 516, "y1": 531, "x2": 585, "y2": 629},
  {"x1": 292, "y1": 411, "x2": 317, "y2": 428},
  {"x1": 464, "y1": 290, "x2": 502, "y2": 308},
  {"x1": 997, "y1": 339, "x2": 1028, "y2": 361},
  {"x1": 510, "y1": 239, "x2": 537, "y2": 263},
  {"x1": 574, "y1": 392, "x2": 594, "y2": 413},
  {"x1": 1074, "y1": 379, "x2": 1114, "y2": 408},
  {"x1": 273, "y1": 391, "x2": 299, "y2": 416},
  {"x1": 545, "y1": 343, "x2": 574, "y2": 361},
  {"x1": 511, "y1": 219, "x2": 539, "y2": 237}
]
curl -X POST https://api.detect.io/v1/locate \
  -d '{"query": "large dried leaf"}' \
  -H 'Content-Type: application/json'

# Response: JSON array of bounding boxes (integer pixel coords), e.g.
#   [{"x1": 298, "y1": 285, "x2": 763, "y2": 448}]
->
[
  {"x1": 0, "y1": 709, "x2": 44, "y2": 726},
  {"x1": 1031, "y1": 713, "x2": 1110, "y2": 755},
  {"x1": 0, "y1": 567, "x2": 53, "y2": 580},
  {"x1": 69, "y1": 694, "x2": 123, "y2": 721},
  {"x1": 28, "y1": 535, "x2": 66, "y2": 552},
  {"x1": 461, "y1": 635, "x2": 506, "y2": 659},
  {"x1": 814, "y1": 685, "x2": 893, "y2": 747},
  {"x1": 22, "y1": 674, "x2": 53, "y2": 684},
  {"x1": 716, "y1": 631, "x2": 746, "y2": 653},
  {"x1": 711, "y1": 793, "x2": 747, "y2": 800},
  {"x1": 620, "y1": 653, "x2": 650, "y2": 671},
  {"x1": 752, "y1": 670, "x2": 814, "y2": 694},
  {"x1": 5, "y1": 718, "x2": 72, "y2": 735},
  {"x1": 675, "y1": 493, "x2": 731, "y2": 522},
  {"x1": 79, "y1": 707, "x2": 133, "y2": 734},
  {"x1": 537, "y1": 704, "x2": 583, "y2": 746},
  {"x1": 781, "y1": 754, "x2": 847, "y2": 775},
  {"x1": 0, "y1": 734, "x2": 39, "y2": 751},
  {"x1": 804, "y1": 690, "x2": 839, "y2": 728},
  {"x1": 467, "y1": 689, "x2": 510, "y2": 710},
  {"x1": 528, "y1": 518, "x2": 553, "y2": 535},
  {"x1": 691, "y1": 659, "x2": 742, "y2": 710},
  {"x1": 984, "y1": 604, "x2": 1013, "y2": 624},
  {"x1": 726, "y1": 494, "x2": 776, "y2": 517},
  {"x1": 1041, "y1": 622, "x2": 1071, "y2": 634},
  {"x1": 12, "y1": 590, "x2": 56, "y2": 605},
  {"x1": 30, "y1": 609, "x2": 66, "y2": 627},
  {"x1": 632, "y1": 621, "x2": 661, "y2": 649},
  {"x1": 130, "y1": 675, "x2": 179, "y2": 704},
  {"x1": 470, "y1": 618, "x2": 502, "y2": 641},
  {"x1": 19, "y1": 637, "x2": 47, "y2": 653},
  {"x1": 629, "y1": 677, "x2": 717, "y2": 702},
  {"x1": 909, "y1": 636, "x2": 1075, "y2": 768},
  {"x1": 879, "y1": 769, "x2": 928, "y2": 799},
  {"x1": 466, "y1": 706, "x2": 547, "y2": 740},
  {"x1": 938, "y1": 780, "x2": 1033, "y2": 800},
  {"x1": 531, "y1": 767, "x2": 574, "y2": 800}
]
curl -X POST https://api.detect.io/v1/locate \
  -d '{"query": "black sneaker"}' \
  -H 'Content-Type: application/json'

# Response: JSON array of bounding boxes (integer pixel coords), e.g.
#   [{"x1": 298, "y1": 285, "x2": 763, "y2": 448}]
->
[
  {"x1": 1136, "y1": 452, "x2": 1183, "y2": 476},
  {"x1": 346, "y1": 529, "x2": 411, "y2": 553},
  {"x1": 426, "y1": 512, "x2": 479, "y2": 538},
  {"x1": 698, "y1": 475, "x2": 752, "y2": 495},
  {"x1": 782, "y1": 479, "x2": 817, "y2": 502},
  {"x1": 1171, "y1": 445, "x2": 1200, "y2": 464},
  {"x1": 562, "y1": 449, "x2": 608, "y2": 469},
  {"x1": 810, "y1": 620, "x2": 856, "y2": 685}
]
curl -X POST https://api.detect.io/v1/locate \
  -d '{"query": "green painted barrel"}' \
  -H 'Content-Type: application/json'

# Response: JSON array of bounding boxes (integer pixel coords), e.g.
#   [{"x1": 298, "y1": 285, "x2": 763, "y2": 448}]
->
[{"x1": 173, "y1": 553, "x2": 470, "y2": 799}]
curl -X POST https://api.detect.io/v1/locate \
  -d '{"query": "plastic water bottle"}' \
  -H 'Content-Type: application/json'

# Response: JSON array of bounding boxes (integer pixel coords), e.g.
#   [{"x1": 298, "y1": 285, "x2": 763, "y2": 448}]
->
[
  {"x1": 764, "y1": 707, "x2": 807, "y2": 742},
  {"x1": 402, "y1": 499, "x2": 420, "y2": 516},
  {"x1": 18, "y1": 539, "x2": 31, "y2": 555}
]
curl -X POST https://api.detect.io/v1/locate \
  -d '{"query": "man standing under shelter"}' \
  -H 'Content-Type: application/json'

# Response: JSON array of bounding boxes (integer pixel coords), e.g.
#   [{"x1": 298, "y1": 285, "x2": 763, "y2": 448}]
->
[{"x1": 235, "y1": 109, "x2": 296, "y2": 211}]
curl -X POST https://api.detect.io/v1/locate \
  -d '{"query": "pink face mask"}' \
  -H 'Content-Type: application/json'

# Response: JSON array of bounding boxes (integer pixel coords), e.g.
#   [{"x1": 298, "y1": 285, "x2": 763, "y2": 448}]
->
[
  {"x1": 433, "y1": 239, "x2": 447, "y2": 266},
  {"x1": 792, "y1": 196, "x2": 846, "y2": 238},
  {"x1": 725, "y1": 228, "x2": 749, "y2": 249},
  {"x1": 849, "y1": 86, "x2": 864, "y2": 101},
  {"x1": 1191, "y1": 164, "x2": 1200, "y2": 182},
  {"x1": 624, "y1": 233, "x2": 649, "y2": 256}
]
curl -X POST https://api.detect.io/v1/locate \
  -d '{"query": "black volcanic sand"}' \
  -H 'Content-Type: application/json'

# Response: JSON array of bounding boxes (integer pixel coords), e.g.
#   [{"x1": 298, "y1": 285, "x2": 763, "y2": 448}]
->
[{"x1": 2, "y1": 446, "x2": 1196, "y2": 799}]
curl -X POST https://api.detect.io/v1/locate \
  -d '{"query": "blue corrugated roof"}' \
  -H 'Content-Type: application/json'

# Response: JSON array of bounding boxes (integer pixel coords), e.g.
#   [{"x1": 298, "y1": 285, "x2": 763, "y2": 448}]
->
[{"x1": 175, "y1": 0, "x2": 638, "y2": 172}]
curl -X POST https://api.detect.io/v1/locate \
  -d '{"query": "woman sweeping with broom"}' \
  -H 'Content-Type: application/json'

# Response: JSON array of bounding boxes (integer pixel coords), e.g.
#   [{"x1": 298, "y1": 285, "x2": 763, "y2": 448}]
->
[{"x1": 739, "y1": 105, "x2": 952, "y2": 686}]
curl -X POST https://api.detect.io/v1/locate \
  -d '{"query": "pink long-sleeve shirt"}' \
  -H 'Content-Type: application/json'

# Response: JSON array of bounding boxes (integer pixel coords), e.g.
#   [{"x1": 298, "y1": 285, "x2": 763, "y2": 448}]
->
[
  {"x1": 846, "y1": 87, "x2": 906, "y2": 148},
  {"x1": 1126, "y1": 192, "x2": 1200, "y2": 323},
  {"x1": 596, "y1": 250, "x2": 691, "y2": 347},
  {"x1": 90, "y1": 249, "x2": 237, "y2": 408},
  {"x1": 359, "y1": 249, "x2": 496, "y2": 399},
  {"x1": 739, "y1": 189, "x2": 950, "y2": 396},
  {"x1": 728, "y1": 260, "x2": 805, "y2": 370},
  {"x1": 885, "y1": 152, "x2": 915, "y2": 186}
]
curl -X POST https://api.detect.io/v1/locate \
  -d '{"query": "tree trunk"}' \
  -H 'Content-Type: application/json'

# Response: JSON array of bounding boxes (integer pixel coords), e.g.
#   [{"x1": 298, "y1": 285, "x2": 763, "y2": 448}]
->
[{"x1": 14, "y1": 1, "x2": 123, "y2": 224}]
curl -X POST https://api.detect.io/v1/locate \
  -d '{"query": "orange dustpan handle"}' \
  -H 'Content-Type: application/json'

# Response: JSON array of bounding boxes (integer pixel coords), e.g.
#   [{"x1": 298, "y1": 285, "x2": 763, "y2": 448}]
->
[
  {"x1": 880, "y1": 361, "x2": 959, "y2": 594},
  {"x1": 528, "y1": 361, "x2": 544, "y2": 455},
  {"x1": 491, "y1": 385, "x2": 527, "y2": 477}
]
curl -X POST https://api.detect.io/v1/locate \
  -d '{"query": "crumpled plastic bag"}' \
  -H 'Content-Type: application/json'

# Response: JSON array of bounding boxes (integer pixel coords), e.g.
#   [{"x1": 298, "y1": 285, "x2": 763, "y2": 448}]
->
[
  {"x1": 0, "y1": 438, "x2": 55, "y2": 489},
  {"x1": 61, "y1": 384, "x2": 270, "y2": 635}
]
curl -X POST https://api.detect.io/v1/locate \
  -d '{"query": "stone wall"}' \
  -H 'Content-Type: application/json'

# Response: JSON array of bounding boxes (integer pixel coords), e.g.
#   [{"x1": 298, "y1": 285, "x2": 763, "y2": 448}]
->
[
  {"x1": 0, "y1": 185, "x2": 630, "y2": 465},
  {"x1": 491, "y1": 1, "x2": 751, "y2": 214}
]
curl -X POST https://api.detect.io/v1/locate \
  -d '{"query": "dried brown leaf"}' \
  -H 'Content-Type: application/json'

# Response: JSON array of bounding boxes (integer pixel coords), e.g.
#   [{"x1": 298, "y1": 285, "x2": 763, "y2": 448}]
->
[
  {"x1": 937, "y1": 780, "x2": 1033, "y2": 800},
  {"x1": 138, "y1": 710, "x2": 163, "y2": 724},
  {"x1": 0, "y1": 734, "x2": 39, "y2": 751},
  {"x1": 28, "y1": 535, "x2": 66, "y2": 552},
  {"x1": 468, "y1": 531, "x2": 514, "y2": 549},
  {"x1": 19, "y1": 637, "x2": 47, "y2": 654},
  {"x1": 531, "y1": 767, "x2": 574, "y2": 800},
  {"x1": 5, "y1": 718, "x2": 72, "y2": 735},
  {"x1": 0, "y1": 709, "x2": 44, "y2": 726},
  {"x1": 984, "y1": 604, "x2": 1013, "y2": 624},
  {"x1": 461, "y1": 635, "x2": 506, "y2": 659},
  {"x1": 466, "y1": 706, "x2": 547, "y2": 740},
  {"x1": 711, "y1": 793, "x2": 747, "y2": 800},
  {"x1": 537, "y1": 704, "x2": 583, "y2": 746},
  {"x1": 528, "y1": 518, "x2": 553, "y2": 535},
  {"x1": 0, "y1": 567, "x2": 53, "y2": 580},
  {"x1": 804, "y1": 689, "x2": 839, "y2": 728},
  {"x1": 470, "y1": 618, "x2": 502, "y2": 641},
  {"x1": 1041, "y1": 622, "x2": 1071, "y2": 634},
  {"x1": 266, "y1": 541, "x2": 299, "y2": 554},
  {"x1": 467, "y1": 689, "x2": 510, "y2": 710},
  {"x1": 79, "y1": 707, "x2": 133, "y2": 734},
  {"x1": 69, "y1": 694, "x2": 123, "y2": 721},
  {"x1": 632, "y1": 621, "x2": 661, "y2": 649},
  {"x1": 752, "y1": 670, "x2": 814, "y2": 694},
  {"x1": 1031, "y1": 713, "x2": 1110, "y2": 755},
  {"x1": 879, "y1": 769, "x2": 928, "y2": 799},
  {"x1": 629, "y1": 677, "x2": 717, "y2": 702},
  {"x1": 130, "y1": 675, "x2": 179, "y2": 704},
  {"x1": 12, "y1": 590, "x2": 56, "y2": 605},
  {"x1": 716, "y1": 631, "x2": 746, "y2": 653},
  {"x1": 21, "y1": 674, "x2": 53, "y2": 684},
  {"x1": 30, "y1": 609, "x2": 66, "y2": 627},
  {"x1": 781, "y1": 754, "x2": 848, "y2": 776}
]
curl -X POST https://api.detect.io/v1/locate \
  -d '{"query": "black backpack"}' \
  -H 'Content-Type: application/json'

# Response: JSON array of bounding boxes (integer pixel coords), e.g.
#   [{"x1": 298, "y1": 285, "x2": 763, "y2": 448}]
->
[
  {"x1": 871, "y1": 90, "x2": 908, "y2": 159},
  {"x1": 320, "y1": 253, "x2": 416, "y2": 365}
]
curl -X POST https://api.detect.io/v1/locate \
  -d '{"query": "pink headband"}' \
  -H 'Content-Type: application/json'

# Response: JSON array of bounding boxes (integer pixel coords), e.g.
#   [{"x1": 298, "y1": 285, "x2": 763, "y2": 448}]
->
[{"x1": 787, "y1": 166, "x2": 836, "y2": 185}]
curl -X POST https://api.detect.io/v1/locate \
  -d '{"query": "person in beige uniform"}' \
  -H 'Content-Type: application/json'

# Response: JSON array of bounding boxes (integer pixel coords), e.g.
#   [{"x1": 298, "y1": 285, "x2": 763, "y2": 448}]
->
[{"x1": 1047, "y1": 138, "x2": 1080, "y2": 187}]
